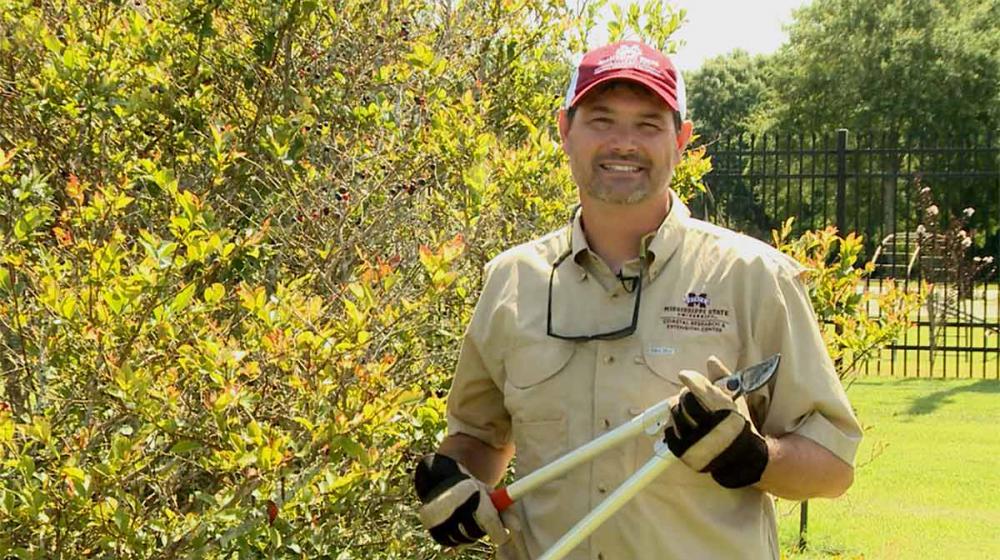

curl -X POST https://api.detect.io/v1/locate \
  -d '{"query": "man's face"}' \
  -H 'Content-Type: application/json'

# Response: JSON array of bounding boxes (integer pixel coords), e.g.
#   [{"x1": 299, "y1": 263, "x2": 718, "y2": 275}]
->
[{"x1": 559, "y1": 83, "x2": 692, "y2": 206}]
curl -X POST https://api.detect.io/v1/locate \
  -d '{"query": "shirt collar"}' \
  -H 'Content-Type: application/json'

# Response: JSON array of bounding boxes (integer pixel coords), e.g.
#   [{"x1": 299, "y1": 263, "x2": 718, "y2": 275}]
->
[{"x1": 569, "y1": 190, "x2": 690, "y2": 278}]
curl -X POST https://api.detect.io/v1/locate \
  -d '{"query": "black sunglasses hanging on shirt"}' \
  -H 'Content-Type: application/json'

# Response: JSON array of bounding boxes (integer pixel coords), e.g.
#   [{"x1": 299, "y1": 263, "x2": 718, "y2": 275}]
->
[{"x1": 546, "y1": 247, "x2": 644, "y2": 342}]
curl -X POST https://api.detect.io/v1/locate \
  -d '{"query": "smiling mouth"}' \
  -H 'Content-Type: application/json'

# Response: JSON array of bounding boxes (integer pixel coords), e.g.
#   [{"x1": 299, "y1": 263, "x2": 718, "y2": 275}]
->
[{"x1": 599, "y1": 163, "x2": 644, "y2": 174}]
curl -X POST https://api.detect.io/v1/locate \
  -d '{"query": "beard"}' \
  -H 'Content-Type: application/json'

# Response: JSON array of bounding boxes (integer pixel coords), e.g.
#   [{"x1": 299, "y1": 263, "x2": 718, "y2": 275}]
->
[
  {"x1": 584, "y1": 176, "x2": 652, "y2": 204},
  {"x1": 575, "y1": 159, "x2": 669, "y2": 205}
]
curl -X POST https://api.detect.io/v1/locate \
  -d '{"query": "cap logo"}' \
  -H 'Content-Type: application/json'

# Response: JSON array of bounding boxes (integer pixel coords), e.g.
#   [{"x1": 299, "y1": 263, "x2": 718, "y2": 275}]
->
[{"x1": 595, "y1": 44, "x2": 664, "y2": 77}]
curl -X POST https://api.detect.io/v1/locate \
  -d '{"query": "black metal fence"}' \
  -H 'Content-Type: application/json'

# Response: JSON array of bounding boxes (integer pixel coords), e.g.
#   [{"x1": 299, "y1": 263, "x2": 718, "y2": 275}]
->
[{"x1": 693, "y1": 130, "x2": 1000, "y2": 378}]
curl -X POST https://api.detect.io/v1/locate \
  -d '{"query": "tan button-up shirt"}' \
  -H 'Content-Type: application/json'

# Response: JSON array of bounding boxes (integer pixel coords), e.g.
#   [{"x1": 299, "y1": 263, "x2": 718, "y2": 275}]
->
[{"x1": 446, "y1": 192, "x2": 862, "y2": 560}]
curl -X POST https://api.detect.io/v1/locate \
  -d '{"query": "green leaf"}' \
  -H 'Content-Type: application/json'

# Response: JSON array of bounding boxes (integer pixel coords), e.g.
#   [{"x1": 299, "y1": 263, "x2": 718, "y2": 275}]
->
[
  {"x1": 343, "y1": 300, "x2": 364, "y2": 329},
  {"x1": 60, "y1": 295, "x2": 77, "y2": 319},
  {"x1": 171, "y1": 283, "x2": 197, "y2": 312},
  {"x1": 61, "y1": 466, "x2": 86, "y2": 482},
  {"x1": 247, "y1": 420, "x2": 263, "y2": 444},
  {"x1": 204, "y1": 283, "x2": 225, "y2": 304},
  {"x1": 292, "y1": 417, "x2": 315, "y2": 432},
  {"x1": 13, "y1": 206, "x2": 53, "y2": 241},
  {"x1": 113, "y1": 506, "x2": 130, "y2": 533},
  {"x1": 0, "y1": 417, "x2": 14, "y2": 444},
  {"x1": 170, "y1": 440, "x2": 202, "y2": 454},
  {"x1": 393, "y1": 389, "x2": 423, "y2": 406},
  {"x1": 41, "y1": 32, "x2": 64, "y2": 54},
  {"x1": 103, "y1": 288, "x2": 128, "y2": 315},
  {"x1": 334, "y1": 436, "x2": 366, "y2": 462},
  {"x1": 627, "y1": 2, "x2": 640, "y2": 26},
  {"x1": 406, "y1": 41, "x2": 435, "y2": 68},
  {"x1": 28, "y1": 418, "x2": 51, "y2": 444}
]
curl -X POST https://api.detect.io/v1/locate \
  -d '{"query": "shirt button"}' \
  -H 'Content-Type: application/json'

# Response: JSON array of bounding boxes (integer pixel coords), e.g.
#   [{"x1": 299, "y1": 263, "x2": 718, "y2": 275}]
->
[
  {"x1": 628, "y1": 406, "x2": 643, "y2": 416},
  {"x1": 610, "y1": 291, "x2": 619, "y2": 298},
  {"x1": 580, "y1": 272, "x2": 588, "y2": 282},
  {"x1": 603, "y1": 418, "x2": 611, "y2": 429},
  {"x1": 604, "y1": 355, "x2": 615, "y2": 364},
  {"x1": 633, "y1": 355, "x2": 643, "y2": 364},
  {"x1": 598, "y1": 484, "x2": 608, "y2": 494}
]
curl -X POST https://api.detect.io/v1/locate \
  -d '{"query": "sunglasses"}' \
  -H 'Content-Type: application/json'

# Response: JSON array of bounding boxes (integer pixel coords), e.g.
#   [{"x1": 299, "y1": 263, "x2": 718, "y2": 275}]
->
[{"x1": 546, "y1": 249, "x2": 643, "y2": 342}]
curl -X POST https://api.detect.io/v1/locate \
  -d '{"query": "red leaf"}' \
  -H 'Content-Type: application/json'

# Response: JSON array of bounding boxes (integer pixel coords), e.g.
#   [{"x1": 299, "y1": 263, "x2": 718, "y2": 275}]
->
[{"x1": 266, "y1": 500, "x2": 279, "y2": 525}]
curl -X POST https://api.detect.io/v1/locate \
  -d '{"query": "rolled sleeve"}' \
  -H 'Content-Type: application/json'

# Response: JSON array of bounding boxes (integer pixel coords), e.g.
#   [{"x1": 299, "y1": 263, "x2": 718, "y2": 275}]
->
[
  {"x1": 445, "y1": 327, "x2": 511, "y2": 449},
  {"x1": 444, "y1": 261, "x2": 512, "y2": 450},
  {"x1": 748, "y1": 262, "x2": 863, "y2": 466},
  {"x1": 794, "y1": 409, "x2": 860, "y2": 465}
]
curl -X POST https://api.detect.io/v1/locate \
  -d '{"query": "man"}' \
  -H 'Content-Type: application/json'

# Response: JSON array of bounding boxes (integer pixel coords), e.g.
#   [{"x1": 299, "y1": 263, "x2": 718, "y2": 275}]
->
[{"x1": 413, "y1": 41, "x2": 862, "y2": 559}]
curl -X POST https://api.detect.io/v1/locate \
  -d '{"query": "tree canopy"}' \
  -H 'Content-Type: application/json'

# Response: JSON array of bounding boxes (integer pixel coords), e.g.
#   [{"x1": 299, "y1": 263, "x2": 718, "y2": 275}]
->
[
  {"x1": 770, "y1": 0, "x2": 999, "y2": 138},
  {"x1": 685, "y1": 0, "x2": 1000, "y2": 139},
  {"x1": 685, "y1": 49, "x2": 772, "y2": 141}
]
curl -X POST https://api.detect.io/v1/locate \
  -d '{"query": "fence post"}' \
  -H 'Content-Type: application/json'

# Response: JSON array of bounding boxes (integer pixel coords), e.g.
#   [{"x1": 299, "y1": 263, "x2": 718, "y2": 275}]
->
[
  {"x1": 798, "y1": 501, "x2": 808, "y2": 550},
  {"x1": 836, "y1": 128, "x2": 849, "y2": 233},
  {"x1": 799, "y1": 128, "x2": 850, "y2": 550}
]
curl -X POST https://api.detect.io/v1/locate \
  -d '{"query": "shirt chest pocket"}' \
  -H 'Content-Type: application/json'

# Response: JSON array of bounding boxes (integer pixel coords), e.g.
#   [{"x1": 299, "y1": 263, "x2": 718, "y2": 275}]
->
[
  {"x1": 639, "y1": 335, "x2": 740, "y2": 396},
  {"x1": 635, "y1": 334, "x2": 741, "y2": 485},
  {"x1": 502, "y1": 341, "x2": 576, "y2": 475}
]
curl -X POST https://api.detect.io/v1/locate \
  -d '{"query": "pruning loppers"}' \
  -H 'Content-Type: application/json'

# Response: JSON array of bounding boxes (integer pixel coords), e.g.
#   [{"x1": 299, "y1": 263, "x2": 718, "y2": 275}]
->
[{"x1": 489, "y1": 354, "x2": 781, "y2": 560}]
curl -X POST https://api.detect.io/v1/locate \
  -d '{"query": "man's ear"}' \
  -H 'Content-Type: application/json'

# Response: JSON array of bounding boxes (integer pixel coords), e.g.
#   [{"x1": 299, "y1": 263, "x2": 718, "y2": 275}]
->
[
  {"x1": 677, "y1": 120, "x2": 694, "y2": 152},
  {"x1": 558, "y1": 108, "x2": 571, "y2": 147}
]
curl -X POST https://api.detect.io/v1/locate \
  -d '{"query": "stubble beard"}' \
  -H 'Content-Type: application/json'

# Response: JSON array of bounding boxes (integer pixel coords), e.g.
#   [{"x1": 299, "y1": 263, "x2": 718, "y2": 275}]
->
[
  {"x1": 581, "y1": 167, "x2": 671, "y2": 206},
  {"x1": 585, "y1": 180, "x2": 650, "y2": 205}
]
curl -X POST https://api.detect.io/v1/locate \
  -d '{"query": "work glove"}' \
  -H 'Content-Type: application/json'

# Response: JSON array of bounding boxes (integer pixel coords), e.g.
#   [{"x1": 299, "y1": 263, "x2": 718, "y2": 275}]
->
[
  {"x1": 413, "y1": 453, "x2": 509, "y2": 547},
  {"x1": 663, "y1": 356, "x2": 770, "y2": 489}
]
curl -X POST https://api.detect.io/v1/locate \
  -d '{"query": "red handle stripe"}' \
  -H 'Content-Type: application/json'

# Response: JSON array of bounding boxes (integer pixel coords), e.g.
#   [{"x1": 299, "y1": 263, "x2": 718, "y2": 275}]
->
[{"x1": 490, "y1": 487, "x2": 513, "y2": 512}]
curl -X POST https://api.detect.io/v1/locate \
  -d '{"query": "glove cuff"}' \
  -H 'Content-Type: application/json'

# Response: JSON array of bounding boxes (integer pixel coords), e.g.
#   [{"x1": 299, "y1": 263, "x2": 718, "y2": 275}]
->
[{"x1": 706, "y1": 423, "x2": 770, "y2": 489}]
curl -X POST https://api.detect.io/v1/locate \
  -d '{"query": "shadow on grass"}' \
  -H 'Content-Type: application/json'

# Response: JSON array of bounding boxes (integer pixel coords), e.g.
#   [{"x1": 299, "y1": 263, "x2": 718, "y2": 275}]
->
[{"x1": 903, "y1": 379, "x2": 1000, "y2": 415}]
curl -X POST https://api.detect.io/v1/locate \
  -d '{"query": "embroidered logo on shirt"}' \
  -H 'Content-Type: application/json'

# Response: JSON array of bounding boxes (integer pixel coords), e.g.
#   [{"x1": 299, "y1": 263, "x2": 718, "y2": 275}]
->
[
  {"x1": 684, "y1": 292, "x2": 710, "y2": 308},
  {"x1": 661, "y1": 293, "x2": 732, "y2": 333}
]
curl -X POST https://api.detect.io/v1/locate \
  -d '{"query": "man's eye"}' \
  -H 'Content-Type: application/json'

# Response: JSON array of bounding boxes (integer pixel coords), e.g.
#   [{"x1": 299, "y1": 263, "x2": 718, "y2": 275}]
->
[{"x1": 640, "y1": 122, "x2": 662, "y2": 131}]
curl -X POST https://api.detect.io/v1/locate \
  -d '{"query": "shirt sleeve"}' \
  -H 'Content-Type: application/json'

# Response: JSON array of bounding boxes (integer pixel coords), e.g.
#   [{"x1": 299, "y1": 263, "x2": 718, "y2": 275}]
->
[
  {"x1": 444, "y1": 264, "x2": 512, "y2": 450},
  {"x1": 746, "y1": 261, "x2": 863, "y2": 466}
]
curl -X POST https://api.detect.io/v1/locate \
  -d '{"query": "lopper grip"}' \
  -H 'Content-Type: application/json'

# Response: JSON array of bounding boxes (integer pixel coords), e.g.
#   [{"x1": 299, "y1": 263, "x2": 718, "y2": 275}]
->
[{"x1": 490, "y1": 487, "x2": 514, "y2": 512}]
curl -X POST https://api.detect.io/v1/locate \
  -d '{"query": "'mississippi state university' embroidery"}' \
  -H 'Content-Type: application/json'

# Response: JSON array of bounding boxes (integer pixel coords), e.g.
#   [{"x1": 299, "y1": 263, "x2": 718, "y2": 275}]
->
[{"x1": 661, "y1": 293, "x2": 732, "y2": 333}]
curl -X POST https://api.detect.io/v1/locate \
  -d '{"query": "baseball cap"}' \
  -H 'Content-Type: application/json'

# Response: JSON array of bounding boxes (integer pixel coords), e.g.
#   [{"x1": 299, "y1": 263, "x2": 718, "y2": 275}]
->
[{"x1": 564, "y1": 41, "x2": 686, "y2": 119}]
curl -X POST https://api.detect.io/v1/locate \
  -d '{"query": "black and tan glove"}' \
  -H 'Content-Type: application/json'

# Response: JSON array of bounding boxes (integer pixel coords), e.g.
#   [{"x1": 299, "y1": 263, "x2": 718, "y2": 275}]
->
[
  {"x1": 664, "y1": 357, "x2": 770, "y2": 489},
  {"x1": 413, "y1": 453, "x2": 509, "y2": 547}
]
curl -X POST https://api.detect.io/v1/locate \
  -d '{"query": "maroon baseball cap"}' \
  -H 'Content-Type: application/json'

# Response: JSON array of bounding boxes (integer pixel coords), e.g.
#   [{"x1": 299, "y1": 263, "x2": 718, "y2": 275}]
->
[{"x1": 564, "y1": 41, "x2": 686, "y2": 118}]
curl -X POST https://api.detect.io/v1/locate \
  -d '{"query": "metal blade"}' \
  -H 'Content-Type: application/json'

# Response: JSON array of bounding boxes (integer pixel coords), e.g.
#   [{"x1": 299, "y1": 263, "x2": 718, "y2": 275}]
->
[{"x1": 717, "y1": 353, "x2": 781, "y2": 397}]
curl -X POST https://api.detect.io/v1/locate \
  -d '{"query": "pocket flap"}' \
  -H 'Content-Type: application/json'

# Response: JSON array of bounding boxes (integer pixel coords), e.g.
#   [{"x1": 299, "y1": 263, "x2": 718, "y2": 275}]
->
[
  {"x1": 642, "y1": 341, "x2": 683, "y2": 386},
  {"x1": 504, "y1": 341, "x2": 576, "y2": 388}
]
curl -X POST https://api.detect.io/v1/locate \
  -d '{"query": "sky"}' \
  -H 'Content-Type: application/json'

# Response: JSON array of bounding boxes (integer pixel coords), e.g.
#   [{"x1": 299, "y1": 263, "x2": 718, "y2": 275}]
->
[{"x1": 592, "y1": 0, "x2": 811, "y2": 71}]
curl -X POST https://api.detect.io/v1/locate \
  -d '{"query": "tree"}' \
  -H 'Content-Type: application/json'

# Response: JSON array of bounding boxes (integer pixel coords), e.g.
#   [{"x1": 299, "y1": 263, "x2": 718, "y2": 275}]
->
[
  {"x1": 684, "y1": 49, "x2": 773, "y2": 141},
  {"x1": 763, "y1": 0, "x2": 1000, "y2": 249},
  {"x1": 767, "y1": 0, "x2": 1000, "y2": 137}
]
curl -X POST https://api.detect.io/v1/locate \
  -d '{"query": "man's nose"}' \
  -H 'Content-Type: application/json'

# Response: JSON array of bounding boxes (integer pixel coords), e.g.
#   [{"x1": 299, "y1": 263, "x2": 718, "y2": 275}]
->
[{"x1": 606, "y1": 127, "x2": 640, "y2": 155}]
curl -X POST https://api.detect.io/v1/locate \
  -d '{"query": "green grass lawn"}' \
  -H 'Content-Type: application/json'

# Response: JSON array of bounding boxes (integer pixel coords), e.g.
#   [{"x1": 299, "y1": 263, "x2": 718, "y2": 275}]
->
[{"x1": 778, "y1": 376, "x2": 1000, "y2": 559}]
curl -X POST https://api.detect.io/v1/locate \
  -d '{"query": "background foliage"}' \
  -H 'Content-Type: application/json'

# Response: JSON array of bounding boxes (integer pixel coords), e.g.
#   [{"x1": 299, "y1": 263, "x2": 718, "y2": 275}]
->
[
  {"x1": 0, "y1": 0, "x2": 691, "y2": 557},
  {"x1": 684, "y1": 0, "x2": 999, "y2": 283},
  {"x1": 686, "y1": 0, "x2": 1000, "y2": 140},
  {"x1": 0, "y1": 1, "x2": 915, "y2": 558},
  {"x1": 683, "y1": 49, "x2": 770, "y2": 141}
]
